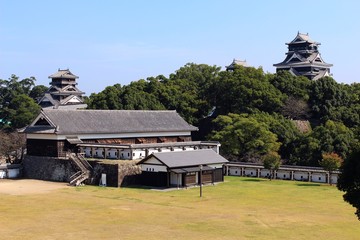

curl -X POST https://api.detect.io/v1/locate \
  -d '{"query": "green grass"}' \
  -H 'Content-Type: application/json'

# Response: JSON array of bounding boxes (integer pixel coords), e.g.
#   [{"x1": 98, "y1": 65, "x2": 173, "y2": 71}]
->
[{"x1": 1, "y1": 177, "x2": 359, "y2": 240}]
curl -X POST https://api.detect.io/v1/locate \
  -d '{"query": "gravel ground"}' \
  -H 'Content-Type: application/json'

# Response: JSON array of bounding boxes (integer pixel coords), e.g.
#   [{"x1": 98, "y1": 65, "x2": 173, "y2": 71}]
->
[{"x1": 0, "y1": 179, "x2": 69, "y2": 195}]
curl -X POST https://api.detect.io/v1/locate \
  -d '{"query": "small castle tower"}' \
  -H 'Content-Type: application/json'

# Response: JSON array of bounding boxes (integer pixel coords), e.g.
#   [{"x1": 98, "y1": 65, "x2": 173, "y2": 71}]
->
[
  {"x1": 38, "y1": 69, "x2": 87, "y2": 109},
  {"x1": 273, "y1": 33, "x2": 333, "y2": 80},
  {"x1": 225, "y1": 59, "x2": 248, "y2": 71}
]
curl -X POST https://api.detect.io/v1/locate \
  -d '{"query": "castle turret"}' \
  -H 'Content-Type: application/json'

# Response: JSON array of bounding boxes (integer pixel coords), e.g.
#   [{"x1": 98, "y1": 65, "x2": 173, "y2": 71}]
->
[
  {"x1": 273, "y1": 33, "x2": 332, "y2": 80},
  {"x1": 38, "y1": 69, "x2": 87, "y2": 109}
]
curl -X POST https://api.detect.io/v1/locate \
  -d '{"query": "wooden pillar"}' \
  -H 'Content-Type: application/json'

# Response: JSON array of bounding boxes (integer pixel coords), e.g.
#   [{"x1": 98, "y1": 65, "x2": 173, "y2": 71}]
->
[
  {"x1": 226, "y1": 165, "x2": 229, "y2": 176},
  {"x1": 130, "y1": 149, "x2": 133, "y2": 160},
  {"x1": 91, "y1": 147, "x2": 94, "y2": 158},
  {"x1": 291, "y1": 171, "x2": 294, "y2": 180},
  {"x1": 167, "y1": 171, "x2": 170, "y2": 187},
  {"x1": 241, "y1": 167, "x2": 244, "y2": 176},
  {"x1": 104, "y1": 148, "x2": 107, "y2": 159},
  {"x1": 257, "y1": 169, "x2": 260, "y2": 178},
  {"x1": 308, "y1": 172, "x2": 311, "y2": 182}
]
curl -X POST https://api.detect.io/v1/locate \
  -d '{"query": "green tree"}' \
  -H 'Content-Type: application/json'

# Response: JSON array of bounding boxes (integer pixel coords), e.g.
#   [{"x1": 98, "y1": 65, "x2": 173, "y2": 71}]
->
[
  {"x1": 337, "y1": 147, "x2": 360, "y2": 220},
  {"x1": 262, "y1": 151, "x2": 281, "y2": 180},
  {"x1": 87, "y1": 84, "x2": 123, "y2": 109},
  {"x1": 309, "y1": 77, "x2": 350, "y2": 123},
  {"x1": 210, "y1": 113, "x2": 280, "y2": 161},
  {"x1": 319, "y1": 152, "x2": 343, "y2": 185},
  {"x1": 29, "y1": 85, "x2": 48, "y2": 102},
  {"x1": 214, "y1": 66, "x2": 285, "y2": 115},
  {"x1": 4, "y1": 94, "x2": 41, "y2": 129},
  {"x1": 269, "y1": 70, "x2": 311, "y2": 100},
  {"x1": 0, "y1": 75, "x2": 39, "y2": 130},
  {"x1": 312, "y1": 120, "x2": 355, "y2": 159},
  {"x1": 120, "y1": 80, "x2": 165, "y2": 110}
]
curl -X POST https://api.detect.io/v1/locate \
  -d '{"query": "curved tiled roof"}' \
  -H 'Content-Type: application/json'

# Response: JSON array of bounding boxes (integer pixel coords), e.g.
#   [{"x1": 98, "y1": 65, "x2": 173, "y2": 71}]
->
[
  {"x1": 48, "y1": 69, "x2": 79, "y2": 79},
  {"x1": 25, "y1": 109, "x2": 198, "y2": 135}
]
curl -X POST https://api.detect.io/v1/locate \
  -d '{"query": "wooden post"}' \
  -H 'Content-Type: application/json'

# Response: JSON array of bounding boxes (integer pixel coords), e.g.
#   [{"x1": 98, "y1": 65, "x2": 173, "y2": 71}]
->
[{"x1": 200, "y1": 166, "x2": 203, "y2": 197}]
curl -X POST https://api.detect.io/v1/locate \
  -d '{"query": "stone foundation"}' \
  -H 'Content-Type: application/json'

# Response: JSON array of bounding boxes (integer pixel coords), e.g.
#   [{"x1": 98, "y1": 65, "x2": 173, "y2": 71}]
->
[{"x1": 23, "y1": 155, "x2": 141, "y2": 187}]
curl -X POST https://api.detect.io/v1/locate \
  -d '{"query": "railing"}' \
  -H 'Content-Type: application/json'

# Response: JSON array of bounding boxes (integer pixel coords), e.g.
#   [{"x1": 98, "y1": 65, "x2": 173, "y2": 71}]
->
[{"x1": 68, "y1": 153, "x2": 92, "y2": 186}]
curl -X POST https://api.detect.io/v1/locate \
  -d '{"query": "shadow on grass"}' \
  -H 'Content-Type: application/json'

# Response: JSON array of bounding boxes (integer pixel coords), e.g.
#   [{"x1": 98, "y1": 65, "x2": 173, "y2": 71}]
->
[
  {"x1": 241, "y1": 178, "x2": 266, "y2": 182},
  {"x1": 296, "y1": 183, "x2": 322, "y2": 187}
]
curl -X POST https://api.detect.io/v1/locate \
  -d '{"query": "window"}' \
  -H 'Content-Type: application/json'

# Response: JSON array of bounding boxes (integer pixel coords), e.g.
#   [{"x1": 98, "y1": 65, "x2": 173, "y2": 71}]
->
[{"x1": 319, "y1": 177, "x2": 321, "y2": 181}]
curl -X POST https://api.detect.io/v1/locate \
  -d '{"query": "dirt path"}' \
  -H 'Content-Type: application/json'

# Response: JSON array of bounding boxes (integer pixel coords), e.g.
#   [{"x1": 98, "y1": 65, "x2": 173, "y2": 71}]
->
[{"x1": 0, "y1": 179, "x2": 69, "y2": 195}]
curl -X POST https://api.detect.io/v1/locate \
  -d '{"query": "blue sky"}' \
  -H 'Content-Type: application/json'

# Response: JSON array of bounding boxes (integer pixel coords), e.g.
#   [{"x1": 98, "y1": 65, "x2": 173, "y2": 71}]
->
[{"x1": 1, "y1": 0, "x2": 359, "y2": 95}]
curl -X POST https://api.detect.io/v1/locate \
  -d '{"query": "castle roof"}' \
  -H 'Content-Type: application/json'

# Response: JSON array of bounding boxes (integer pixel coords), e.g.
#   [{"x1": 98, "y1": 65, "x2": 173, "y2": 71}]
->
[
  {"x1": 286, "y1": 32, "x2": 319, "y2": 45},
  {"x1": 48, "y1": 69, "x2": 79, "y2": 79},
  {"x1": 24, "y1": 109, "x2": 198, "y2": 135}
]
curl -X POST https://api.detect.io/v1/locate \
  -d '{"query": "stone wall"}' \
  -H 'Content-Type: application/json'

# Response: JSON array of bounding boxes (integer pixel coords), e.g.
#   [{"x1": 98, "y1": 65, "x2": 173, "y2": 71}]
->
[
  {"x1": 23, "y1": 156, "x2": 75, "y2": 182},
  {"x1": 23, "y1": 155, "x2": 141, "y2": 187}
]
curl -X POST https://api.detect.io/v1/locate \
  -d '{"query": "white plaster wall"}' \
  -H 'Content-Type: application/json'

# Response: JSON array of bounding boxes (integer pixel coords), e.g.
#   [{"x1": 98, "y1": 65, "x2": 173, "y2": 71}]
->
[
  {"x1": 293, "y1": 171, "x2": 309, "y2": 181},
  {"x1": 331, "y1": 174, "x2": 338, "y2": 184},
  {"x1": 141, "y1": 164, "x2": 167, "y2": 172},
  {"x1": 94, "y1": 149, "x2": 104, "y2": 158},
  {"x1": 8, "y1": 169, "x2": 20, "y2": 178},
  {"x1": 276, "y1": 170, "x2": 291, "y2": 180},
  {"x1": 0, "y1": 170, "x2": 6, "y2": 179},
  {"x1": 311, "y1": 172, "x2": 327, "y2": 183},
  {"x1": 260, "y1": 169, "x2": 270, "y2": 178},
  {"x1": 132, "y1": 149, "x2": 146, "y2": 159},
  {"x1": 229, "y1": 167, "x2": 241, "y2": 176},
  {"x1": 244, "y1": 168, "x2": 257, "y2": 177},
  {"x1": 107, "y1": 149, "x2": 118, "y2": 159},
  {"x1": 120, "y1": 150, "x2": 131, "y2": 160},
  {"x1": 170, "y1": 172, "x2": 182, "y2": 186}
]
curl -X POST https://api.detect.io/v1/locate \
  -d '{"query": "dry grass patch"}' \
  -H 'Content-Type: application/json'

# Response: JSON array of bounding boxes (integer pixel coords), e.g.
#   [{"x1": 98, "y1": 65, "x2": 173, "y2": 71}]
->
[{"x1": 0, "y1": 177, "x2": 359, "y2": 240}]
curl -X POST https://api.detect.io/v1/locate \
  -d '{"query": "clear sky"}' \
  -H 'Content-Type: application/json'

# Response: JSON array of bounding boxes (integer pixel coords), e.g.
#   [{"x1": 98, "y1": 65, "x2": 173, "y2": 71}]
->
[{"x1": 1, "y1": 0, "x2": 359, "y2": 95}]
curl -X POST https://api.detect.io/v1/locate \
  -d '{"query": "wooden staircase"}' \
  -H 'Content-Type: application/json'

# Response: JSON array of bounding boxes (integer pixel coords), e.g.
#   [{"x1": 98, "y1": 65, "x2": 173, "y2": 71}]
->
[{"x1": 69, "y1": 153, "x2": 93, "y2": 186}]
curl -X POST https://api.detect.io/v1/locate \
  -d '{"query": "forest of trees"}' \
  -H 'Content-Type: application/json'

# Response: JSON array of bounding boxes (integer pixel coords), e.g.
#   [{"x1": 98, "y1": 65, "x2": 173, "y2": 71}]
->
[
  {"x1": 1, "y1": 63, "x2": 360, "y2": 167},
  {"x1": 1, "y1": 62, "x2": 360, "y2": 219}
]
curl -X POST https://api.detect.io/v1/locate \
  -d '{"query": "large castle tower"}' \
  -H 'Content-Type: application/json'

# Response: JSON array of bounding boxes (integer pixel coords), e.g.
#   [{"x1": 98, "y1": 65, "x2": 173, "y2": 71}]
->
[{"x1": 273, "y1": 33, "x2": 333, "y2": 80}]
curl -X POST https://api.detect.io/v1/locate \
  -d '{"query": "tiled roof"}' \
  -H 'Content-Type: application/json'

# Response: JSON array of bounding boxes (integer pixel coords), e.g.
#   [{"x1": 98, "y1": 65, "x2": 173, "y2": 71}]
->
[
  {"x1": 139, "y1": 149, "x2": 228, "y2": 168},
  {"x1": 48, "y1": 69, "x2": 79, "y2": 79},
  {"x1": 25, "y1": 109, "x2": 198, "y2": 135},
  {"x1": 287, "y1": 32, "x2": 317, "y2": 45}
]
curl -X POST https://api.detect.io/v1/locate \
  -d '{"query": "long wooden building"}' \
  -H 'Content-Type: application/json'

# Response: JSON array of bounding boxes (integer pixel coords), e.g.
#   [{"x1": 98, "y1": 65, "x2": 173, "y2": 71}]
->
[{"x1": 23, "y1": 109, "x2": 199, "y2": 158}]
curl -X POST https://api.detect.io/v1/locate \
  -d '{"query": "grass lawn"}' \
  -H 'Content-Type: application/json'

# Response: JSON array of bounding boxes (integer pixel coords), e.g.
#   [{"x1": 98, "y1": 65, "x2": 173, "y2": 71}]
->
[{"x1": 0, "y1": 176, "x2": 359, "y2": 240}]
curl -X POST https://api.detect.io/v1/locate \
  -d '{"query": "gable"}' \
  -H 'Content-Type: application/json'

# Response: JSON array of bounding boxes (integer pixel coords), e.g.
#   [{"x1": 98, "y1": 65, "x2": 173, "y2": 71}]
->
[
  {"x1": 34, "y1": 117, "x2": 52, "y2": 126},
  {"x1": 141, "y1": 156, "x2": 163, "y2": 165},
  {"x1": 61, "y1": 95, "x2": 83, "y2": 104}
]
